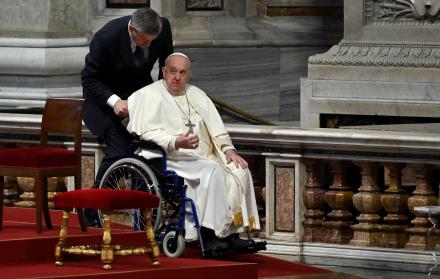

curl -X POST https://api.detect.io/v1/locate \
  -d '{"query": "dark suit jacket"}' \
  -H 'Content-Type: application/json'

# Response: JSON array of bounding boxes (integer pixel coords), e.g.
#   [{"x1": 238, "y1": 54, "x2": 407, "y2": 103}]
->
[{"x1": 81, "y1": 15, "x2": 173, "y2": 137}]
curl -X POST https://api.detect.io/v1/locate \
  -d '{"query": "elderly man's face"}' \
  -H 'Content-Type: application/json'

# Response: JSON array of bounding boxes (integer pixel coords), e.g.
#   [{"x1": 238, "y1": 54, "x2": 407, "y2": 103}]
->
[{"x1": 162, "y1": 56, "x2": 191, "y2": 94}]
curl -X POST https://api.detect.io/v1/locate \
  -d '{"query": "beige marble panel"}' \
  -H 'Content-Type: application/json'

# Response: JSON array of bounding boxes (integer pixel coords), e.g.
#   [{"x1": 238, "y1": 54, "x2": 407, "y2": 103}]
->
[
  {"x1": 275, "y1": 166, "x2": 295, "y2": 232},
  {"x1": 81, "y1": 155, "x2": 95, "y2": 189}
]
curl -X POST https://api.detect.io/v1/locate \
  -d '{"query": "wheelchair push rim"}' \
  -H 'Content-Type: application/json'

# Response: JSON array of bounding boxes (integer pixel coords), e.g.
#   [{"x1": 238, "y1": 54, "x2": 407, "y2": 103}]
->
[{"x1": 98, "y1": 157, "x2": 162, "y2": 231}]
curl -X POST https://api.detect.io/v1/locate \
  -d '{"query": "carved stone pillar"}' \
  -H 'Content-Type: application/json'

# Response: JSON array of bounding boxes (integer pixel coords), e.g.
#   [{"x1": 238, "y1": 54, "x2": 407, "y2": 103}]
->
[
  {"x1": 3, "y1": 176, "x2": 19, "y2": 206},
  {"x1": 302, "y1": 160, "x2": 326, "y2": 242},
  {"x1": 14, "y1": 177, "x2": 67, "y2": 209},
  {"x1": 323, "y1": 161, "x2": 354, "y2": 244},
  {"x1": 14, "y1": 177, "x2": 36, "y2": 208},
  {"x1": 380, "y1": 163, "x2": 409, "y2": 248},
  {"x1": 405, "y1": 164, "x2": 438, "y2": 250},
  {"x1": 350, "y1": 162, "x2": 382, "y2": 246}
]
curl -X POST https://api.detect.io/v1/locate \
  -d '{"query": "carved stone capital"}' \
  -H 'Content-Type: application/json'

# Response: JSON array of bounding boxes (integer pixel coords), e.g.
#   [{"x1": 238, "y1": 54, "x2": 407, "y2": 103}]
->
[
  {"x1": 309, "y1": 42, "x2": 440, "y2": 68},
  {"x1": 366, "y1": 0, "x2": 440, "y2": 25}
]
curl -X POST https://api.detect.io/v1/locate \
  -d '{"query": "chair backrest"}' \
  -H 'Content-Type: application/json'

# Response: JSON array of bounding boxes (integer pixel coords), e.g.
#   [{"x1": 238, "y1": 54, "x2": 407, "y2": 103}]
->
[{"x1": 41, "y1": 98, "x2": 84, "y2": 159}]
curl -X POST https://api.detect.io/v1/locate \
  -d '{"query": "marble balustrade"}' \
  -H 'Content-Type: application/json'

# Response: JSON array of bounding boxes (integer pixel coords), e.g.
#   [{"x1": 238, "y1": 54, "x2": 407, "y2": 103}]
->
[{"x1": 1, "y1": 113, "x2": 440, "y2": 272}]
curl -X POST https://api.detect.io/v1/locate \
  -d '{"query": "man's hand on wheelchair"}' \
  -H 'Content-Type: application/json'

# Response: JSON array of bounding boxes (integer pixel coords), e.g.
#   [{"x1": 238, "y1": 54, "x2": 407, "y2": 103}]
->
[
  {"x1": 176, "y1": 129, "x2": 199, "y2": 150},
  {"x1": 225, "y1": 149, "x2": 248, "y2": 169},
  {"x1": 113, "y1": 100, "x2": 128, "y2": 118}
]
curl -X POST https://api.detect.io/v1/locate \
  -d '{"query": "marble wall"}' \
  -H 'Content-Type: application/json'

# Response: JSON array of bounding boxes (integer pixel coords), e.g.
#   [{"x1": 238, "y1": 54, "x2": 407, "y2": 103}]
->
[
  {"x1": 0, "y1": 0, "x2": 89, "y2": 36},
  {"x1": 301, "y1": 0, "x2": 440, "y2": 128},
  {"x1": 0, "y1": 0, "x2": 342, "y2": 124},
  {"x1": 177, "y1": 46, "x2": 329, "y2": 124},
  {"x1": 0, "y1": 0, "x2": 89, "y2": 109}
]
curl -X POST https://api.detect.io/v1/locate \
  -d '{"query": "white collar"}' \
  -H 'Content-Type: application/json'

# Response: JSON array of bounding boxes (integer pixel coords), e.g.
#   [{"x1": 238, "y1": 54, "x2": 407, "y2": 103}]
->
[{"x1": 128, "y1": 20, "x2": 137, "y2": 53}]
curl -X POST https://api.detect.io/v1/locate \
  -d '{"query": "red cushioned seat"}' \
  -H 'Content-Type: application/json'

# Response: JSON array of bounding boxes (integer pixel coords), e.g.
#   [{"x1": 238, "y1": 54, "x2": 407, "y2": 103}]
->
[
  {"x1": 0, "y1": 147, "x2": 77, "y2": 168},
  {"x1": 54, "y1": 189, "x2": 160, "y2": 211}
]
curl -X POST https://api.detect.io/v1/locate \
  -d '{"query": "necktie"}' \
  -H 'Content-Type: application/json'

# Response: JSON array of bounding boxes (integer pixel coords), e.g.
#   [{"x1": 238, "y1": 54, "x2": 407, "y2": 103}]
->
[{"x1": 133, "y1": 46, "x2": 146, "y2": 66}]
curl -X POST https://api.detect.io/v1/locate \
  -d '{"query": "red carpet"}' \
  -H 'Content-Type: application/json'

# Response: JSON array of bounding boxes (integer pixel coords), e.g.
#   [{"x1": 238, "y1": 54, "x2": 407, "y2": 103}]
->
[{"x1": 0, "y1": 207, "x2": 334, "y2": 278}]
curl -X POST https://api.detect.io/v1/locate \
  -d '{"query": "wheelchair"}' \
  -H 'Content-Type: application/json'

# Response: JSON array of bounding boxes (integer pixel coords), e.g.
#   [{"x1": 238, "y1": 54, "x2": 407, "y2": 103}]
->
[{"x1": 97, "y1": 140, "x2": 228, "y2": 258}]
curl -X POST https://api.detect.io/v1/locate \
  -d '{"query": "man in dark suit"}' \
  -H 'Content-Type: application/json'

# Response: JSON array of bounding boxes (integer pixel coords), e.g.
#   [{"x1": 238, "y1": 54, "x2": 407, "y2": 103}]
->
[{"x1": 81, "y1": 8, "x2": 173, "y2": 193}]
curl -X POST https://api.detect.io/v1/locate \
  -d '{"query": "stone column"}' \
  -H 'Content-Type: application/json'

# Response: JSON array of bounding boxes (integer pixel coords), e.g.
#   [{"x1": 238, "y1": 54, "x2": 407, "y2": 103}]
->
[
  {"x1": 380, "y1": 163, "x2": 409, "y2": 248},
  {"x1": 0, "y1": 0, "x2": 89, "y2": 109},
  {"x1": 405, "y1": 164, "x2": 438, "y2": 250},
  {"x1": 302, "y1": 159, "x2": 326, "y2": 242},
  {"x1": 323, "y1": 161, "x2": 354, "y2": 244},
  {"x1": 350, "y1": 162, "x2": 382, "y2": 246}
]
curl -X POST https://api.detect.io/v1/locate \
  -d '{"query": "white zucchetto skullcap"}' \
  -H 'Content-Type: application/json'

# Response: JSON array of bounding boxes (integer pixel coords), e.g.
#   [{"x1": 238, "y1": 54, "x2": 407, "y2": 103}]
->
[{"x1": 167, "y1": 52, "x2": 191, "y2": 64}]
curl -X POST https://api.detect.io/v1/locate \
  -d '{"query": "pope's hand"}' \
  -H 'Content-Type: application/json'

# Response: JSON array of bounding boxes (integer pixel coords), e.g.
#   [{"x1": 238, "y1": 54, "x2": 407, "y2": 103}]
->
[
  {"x1": 225, "y1": 149, "x2": 248, "y2": 169},
  {"x1": 175, "y1": 129, "x2": 199, "y2": 149},
  {"x1": 114, "y1": 100, "x2": 128, "y2": 118}
]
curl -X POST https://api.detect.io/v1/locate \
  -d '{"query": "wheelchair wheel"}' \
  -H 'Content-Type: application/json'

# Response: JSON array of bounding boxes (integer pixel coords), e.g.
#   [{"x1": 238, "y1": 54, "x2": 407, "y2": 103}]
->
[
  {"x1": 98, "y1": 157, "x2": 162, "y2": 232},
  {"x1": 163, "y1": 230, "x2": 185, "y2": 258}
]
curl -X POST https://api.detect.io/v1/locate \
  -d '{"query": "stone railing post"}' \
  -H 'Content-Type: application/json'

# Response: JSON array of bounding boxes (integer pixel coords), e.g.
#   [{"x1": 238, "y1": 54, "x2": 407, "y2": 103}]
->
[
  {"x1": 302, "y1": 159, "x2": 326, "y2": 242},
  {"x1": 350, "y1": 162, "x2": 382, "y2": 246},
  {"x1": 380, "y1": 163, "x2": 409, "y2": 248},
  {"x1": 323, "y1": 161, "x2": 354, "y2": 244},
  {"x1": 405, "y1": 165, "x2": 438, "y2": 250}
]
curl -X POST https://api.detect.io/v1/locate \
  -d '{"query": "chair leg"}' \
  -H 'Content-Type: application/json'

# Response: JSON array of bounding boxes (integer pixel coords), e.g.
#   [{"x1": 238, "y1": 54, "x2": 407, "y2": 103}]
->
[
  {"x1": 144, "y1": 208, "x2": 160, "y2": 267},
  {"x1": 34, "y1": 175, "x2": 52, "y2": 233},
  {"x1": 0, "y1": 176, "x2": 4, "y2": 231},
  {"x1": 77, "y1": 208, "x2": 88, "y2": 232},
  {"x1": 42, "y1": 176, "x2": 52, "y2": 230},
  {"x1": 74, "y1": 174, "x2": 87, "y2": 232},
  {"x1": 55, "y1": 210, "x2": 70, "y2": 267},
  {"x1": 34, "y1": 175, "x2": 43, "y2": 234},
  {"x1": 101, "y1": 213, "x2": 114, "y2": 270}
]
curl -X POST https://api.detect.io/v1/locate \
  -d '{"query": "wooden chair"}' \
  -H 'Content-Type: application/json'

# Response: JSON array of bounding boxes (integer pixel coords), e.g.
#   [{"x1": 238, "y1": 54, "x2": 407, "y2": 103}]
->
[{"x1": 0, "y1": 98, "x2": 87, "y2": 233}]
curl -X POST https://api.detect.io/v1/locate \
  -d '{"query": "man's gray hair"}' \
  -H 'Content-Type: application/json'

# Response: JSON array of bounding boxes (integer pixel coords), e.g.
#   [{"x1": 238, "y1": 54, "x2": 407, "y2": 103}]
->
[{"x1": 131, "y1": 8, "x2": 162, "y2": 35}]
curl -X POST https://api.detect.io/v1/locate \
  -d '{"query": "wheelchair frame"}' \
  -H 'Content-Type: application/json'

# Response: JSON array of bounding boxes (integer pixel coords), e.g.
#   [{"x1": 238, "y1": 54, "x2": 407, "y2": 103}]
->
[
  {"x1": 98, "y1": 140, "x2": 266, "y2": 258},
  {"x1": 97, "y1": 140, "x2": 206, "y2": 257}
]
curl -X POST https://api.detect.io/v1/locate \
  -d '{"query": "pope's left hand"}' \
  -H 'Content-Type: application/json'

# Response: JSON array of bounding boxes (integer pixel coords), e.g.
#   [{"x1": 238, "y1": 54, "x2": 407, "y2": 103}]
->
[{"x1": 225, "y1": 149, "x2": 248, "y2": 169}]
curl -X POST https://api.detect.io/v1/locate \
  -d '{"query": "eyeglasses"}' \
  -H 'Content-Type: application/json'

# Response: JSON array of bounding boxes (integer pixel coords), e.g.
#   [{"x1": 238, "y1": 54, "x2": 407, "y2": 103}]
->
[{"x1": 166, "y1": 67, "x2": 189, "y2": 78}]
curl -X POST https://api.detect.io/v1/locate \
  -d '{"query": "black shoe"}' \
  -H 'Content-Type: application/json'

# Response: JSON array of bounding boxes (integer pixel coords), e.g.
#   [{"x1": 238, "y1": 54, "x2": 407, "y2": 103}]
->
[
  {"x1": 200, "y1": 227, "x2": 233, "y2": 258},
  {"x1": 204, "y1": 237, "x2": 230, "y2": 251},
  {"x1": 226, "y1": 233, "x2": 267, "y2": 254},
  {"x1": 239, "y1": 239, "x2": 267, "y2": 254},
  {"x1": 225, "y1": 233, "x2": 253, "y2": 251},
  {"x1": 84, "y1": 208, "x2": 102, "y2": 228}
]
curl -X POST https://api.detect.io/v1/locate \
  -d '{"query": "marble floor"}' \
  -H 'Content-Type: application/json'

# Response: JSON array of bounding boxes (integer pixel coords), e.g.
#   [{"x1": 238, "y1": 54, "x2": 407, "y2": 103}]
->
[
  {"x1": 320, "y1": 265, "x2": 440, "y2": 279},
  {"x1": 269, "y1": 254, "x2": 440, "y2": 279}
]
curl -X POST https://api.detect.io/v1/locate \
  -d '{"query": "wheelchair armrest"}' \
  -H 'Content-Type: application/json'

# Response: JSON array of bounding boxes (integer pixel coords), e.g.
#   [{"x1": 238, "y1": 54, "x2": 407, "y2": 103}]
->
[
  {"x1": 129, "y1": 139, "x2": 165, "y2": 155},
  {"x1": 129, "y1": 139, "x2": 168, "y2": 174},
  {"x1": 139, "y1": 140, "x2": 165, "y2": 153}
]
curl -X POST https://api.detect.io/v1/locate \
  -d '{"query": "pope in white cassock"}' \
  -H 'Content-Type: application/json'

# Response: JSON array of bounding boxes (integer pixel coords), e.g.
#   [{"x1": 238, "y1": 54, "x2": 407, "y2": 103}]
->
[{"x1": 127, "y1": 52, "x2": 263, "y2": 253}]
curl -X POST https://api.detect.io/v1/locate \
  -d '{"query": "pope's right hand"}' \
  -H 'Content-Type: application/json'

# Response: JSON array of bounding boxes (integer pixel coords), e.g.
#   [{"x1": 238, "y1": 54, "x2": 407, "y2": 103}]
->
[{"x1": 175, "y1": 130, "x2": 199, "y2": 149}]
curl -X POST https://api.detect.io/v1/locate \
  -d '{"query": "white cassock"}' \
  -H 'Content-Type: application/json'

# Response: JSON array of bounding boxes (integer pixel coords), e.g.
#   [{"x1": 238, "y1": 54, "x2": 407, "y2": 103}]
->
[{"x1": 127, "y1": 80, "x2": 260, "y2": 239}]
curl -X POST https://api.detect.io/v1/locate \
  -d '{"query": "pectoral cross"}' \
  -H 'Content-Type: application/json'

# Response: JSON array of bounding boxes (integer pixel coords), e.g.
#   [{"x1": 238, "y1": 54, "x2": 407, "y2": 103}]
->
[{"x1": 185, "y1": 119, "x2": 195, "y2": 134}]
